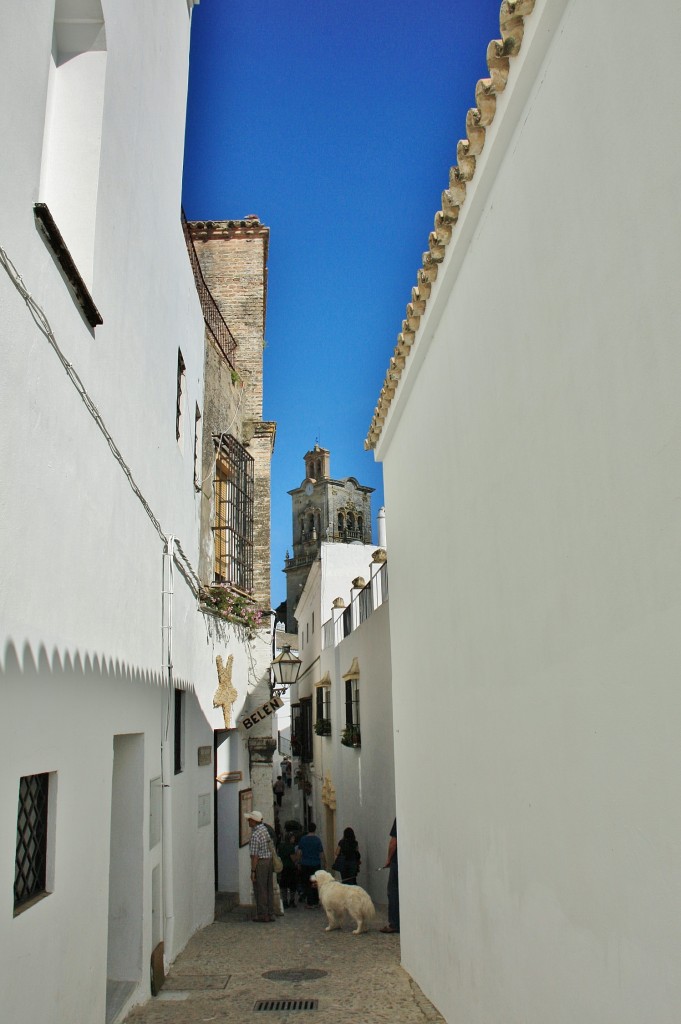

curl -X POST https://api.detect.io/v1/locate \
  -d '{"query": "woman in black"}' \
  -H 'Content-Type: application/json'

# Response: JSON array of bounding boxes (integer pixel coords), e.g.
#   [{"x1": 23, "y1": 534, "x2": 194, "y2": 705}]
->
[
  {"x1": 333, "y1": 826, "x2": 361, "y2": 885},
  {"x1": 277, "y1": 832, "x2": 299, "y2": 908}
]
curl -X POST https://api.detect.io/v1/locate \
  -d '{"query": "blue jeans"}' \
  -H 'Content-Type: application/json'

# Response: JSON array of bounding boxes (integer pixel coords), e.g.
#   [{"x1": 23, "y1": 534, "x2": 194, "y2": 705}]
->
[{"x1": 387, "y1": 861, "x2": 400, "y2": 930}]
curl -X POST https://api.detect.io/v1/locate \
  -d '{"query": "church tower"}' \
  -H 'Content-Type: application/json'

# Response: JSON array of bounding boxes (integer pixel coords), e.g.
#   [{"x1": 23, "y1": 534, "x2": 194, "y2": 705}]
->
[{"x1": 283, "y1": 445, "x2": 374, "y2": 631}]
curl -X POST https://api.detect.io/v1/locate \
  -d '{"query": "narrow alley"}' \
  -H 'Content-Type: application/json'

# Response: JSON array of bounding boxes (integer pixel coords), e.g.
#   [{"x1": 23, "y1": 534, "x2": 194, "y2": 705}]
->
[{"x1": 122, "y1": 897, "x2": 443, "y2": 1024}]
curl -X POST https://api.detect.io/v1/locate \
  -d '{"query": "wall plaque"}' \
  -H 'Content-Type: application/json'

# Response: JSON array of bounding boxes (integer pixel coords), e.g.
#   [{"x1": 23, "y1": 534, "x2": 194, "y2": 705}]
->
[{"x1": 197, "y1": 745, "x2": 212, "y2": 766}]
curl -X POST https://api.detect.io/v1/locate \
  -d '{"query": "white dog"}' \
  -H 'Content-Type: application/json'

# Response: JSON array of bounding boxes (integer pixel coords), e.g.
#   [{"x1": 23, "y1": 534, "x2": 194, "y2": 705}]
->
[{"x1": 311, "y1": 870, "x2": 376, "y2": 935}]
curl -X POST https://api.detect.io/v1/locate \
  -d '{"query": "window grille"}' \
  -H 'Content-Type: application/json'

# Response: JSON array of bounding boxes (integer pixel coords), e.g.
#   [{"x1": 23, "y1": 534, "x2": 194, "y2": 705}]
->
[
  {"x1": 176, "y1": 349, "x2": 186, "y2": 442},
  {"x1": 15, "y1": 774, "x2": 50, "y2": 911},
  {"x1": 291, "y1": 703, "x2": 301, "y2": 755},
  {"x1": 345, "y1": 679, "x2": 360, "y2": 728},
  {"x1": 316, "y1": 686, "x2": 330, "y2": 722},
  {"x1": 300, "y1": 698, "x2": 313, "y2": 763},
  {"x1": 213, "y1": 435, "x2": 254, "y2": 591},
  {"x1": 174, "y1": 689, "x2": 185, "y2": 774}
]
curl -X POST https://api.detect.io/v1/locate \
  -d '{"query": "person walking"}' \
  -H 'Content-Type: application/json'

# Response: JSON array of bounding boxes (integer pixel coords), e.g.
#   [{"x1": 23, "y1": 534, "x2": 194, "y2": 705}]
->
[
  {"x1": 246, "y1": 810, "x2": 275, "y2": 923},
  {"x1": 277, "y1": 831, "x2": 299, "y2": 908},
  {"x1": 380, "y1": 817, "x2": 400, "y2": 933},
  {"x1": 333, "y1": 826, "x2": 361, "y2": 884},
  {"x1": 295, "y1": 822, "x2": 325, "y2": 907},
  {"x1": 273, "y1": 776, "x2": 285, "y2": 807}
]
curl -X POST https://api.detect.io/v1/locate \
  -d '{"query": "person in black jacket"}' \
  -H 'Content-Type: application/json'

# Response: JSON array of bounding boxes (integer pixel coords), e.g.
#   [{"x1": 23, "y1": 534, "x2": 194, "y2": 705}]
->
[{"x1": 333, "y1": 826, "x2": 361, "y2": 885}]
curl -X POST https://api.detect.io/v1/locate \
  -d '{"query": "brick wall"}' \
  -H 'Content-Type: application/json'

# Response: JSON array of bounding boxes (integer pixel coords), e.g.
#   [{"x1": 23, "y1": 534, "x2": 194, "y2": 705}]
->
[{"x1": 188, "y1": 218, "x2": 274, "y2": 609}]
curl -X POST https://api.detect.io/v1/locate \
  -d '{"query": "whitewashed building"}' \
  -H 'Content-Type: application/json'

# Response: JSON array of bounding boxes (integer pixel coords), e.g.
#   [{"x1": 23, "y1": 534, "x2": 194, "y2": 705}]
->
[
  {"x1": 289, "y1": 539, "x2": 394, "y2": 903},
  {"x1": 367, "y1": 0, "x2": 681, "y2": 1021},
  {"x1": 0, "y1": 3, "x2": 275, "y2": 1023}
]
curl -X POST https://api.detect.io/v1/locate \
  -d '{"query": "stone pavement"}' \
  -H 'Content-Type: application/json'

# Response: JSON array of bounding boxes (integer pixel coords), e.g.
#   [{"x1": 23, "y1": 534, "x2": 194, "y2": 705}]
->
[{"x1": 123, "y1": 899, "x2": 445, "y2": 1024}]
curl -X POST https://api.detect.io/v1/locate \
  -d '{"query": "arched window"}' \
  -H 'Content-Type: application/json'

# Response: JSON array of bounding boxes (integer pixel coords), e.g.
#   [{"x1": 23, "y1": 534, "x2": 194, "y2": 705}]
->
[
  {"x1": 347, "y1": 512, "x2": 355, "y2": 533},
  {"x1": 357, "y1": 514, "x2": 363, "y2": 535},
  {"x1": 338, "y1": 512, "x2": 345, "y2": 534}
]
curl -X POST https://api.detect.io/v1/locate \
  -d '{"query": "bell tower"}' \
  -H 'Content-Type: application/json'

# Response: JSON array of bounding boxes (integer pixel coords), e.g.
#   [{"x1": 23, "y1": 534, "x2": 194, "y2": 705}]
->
[{"x1": 283, "y1": 445, "x2": 374, "y2": 631}]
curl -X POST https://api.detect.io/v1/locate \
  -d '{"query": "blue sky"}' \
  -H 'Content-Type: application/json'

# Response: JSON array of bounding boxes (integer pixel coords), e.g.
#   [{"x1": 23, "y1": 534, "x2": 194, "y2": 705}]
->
[{"x1": 182, "y1": 0, "x2": 502, "y2": 609}]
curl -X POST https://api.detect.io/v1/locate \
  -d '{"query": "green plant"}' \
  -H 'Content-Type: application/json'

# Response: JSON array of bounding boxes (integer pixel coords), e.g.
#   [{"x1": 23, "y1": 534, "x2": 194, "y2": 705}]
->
[
  {"x1": 341, "y1": 724, "x2": 361, "y2": 748},
  {"x1": 314, "y1": 718, "x2": 331, "y2": 736},
  {"x1": 202, "y1": 585, "x2": 266, "y2": 632},
  {"x1": 230, "y1": 368, "x2": 242, "y2": 385}
]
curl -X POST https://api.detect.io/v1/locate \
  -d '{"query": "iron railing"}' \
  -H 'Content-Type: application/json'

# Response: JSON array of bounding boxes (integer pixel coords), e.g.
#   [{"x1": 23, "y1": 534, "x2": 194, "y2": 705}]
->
[
  {"x1": 321, "y1": 561, "x2": 389, "y2": 649},
  {"x1": 181, "y1": 210, "x2": 237, "y2": 369}
]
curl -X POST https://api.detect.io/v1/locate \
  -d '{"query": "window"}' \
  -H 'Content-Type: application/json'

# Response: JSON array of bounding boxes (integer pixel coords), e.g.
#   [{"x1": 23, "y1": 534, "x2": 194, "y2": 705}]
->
[
  {"x1": 312, "y1": 612, "x2": 315, "y2": 634},
  {"x1": 176, "y1": 349, "x2": 186, "y2": 443},
  {"x1": 174, "y1": 689, "x2": 185, "y2": 774},
  {"x1": 315, "y1": 685, "x2": 330, "y2": 724},
  {"x1": 193, "y1": 404, "x2": 202, "y2": 490},
  {"x1": 39, "y1": 0, "x2": 107, "y2": 291},
  {"x1": 291, "y1": 703, "x2": 301, "y2": 755},
  {"x1": 300, "y1": 698, "x2": 313, "y2": 762},
  {"x1": 345, "y1": 679, "x2": 360, "y2": 728},
  {"x1": 212, "y1": 435, "x2": 254, "y2": 590},
  {"x1": 15, "y1": 774, "x2": 52, "y2": 913}
]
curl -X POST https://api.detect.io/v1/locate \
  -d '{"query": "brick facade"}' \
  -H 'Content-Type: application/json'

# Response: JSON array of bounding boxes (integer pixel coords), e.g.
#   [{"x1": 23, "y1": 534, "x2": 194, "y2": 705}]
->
[{"x1": 188, "y1": 218, "x2": 275, "y2": 610}]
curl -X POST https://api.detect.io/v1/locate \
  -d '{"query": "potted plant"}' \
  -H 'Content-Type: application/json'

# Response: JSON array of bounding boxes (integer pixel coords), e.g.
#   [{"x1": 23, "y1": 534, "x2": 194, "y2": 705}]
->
[
  {"x1": 340, "y1": 724, "x2": 361, "y2": 748},
  {"x1": 314, "y1": 718, "x2": 331, "y2": 736}
]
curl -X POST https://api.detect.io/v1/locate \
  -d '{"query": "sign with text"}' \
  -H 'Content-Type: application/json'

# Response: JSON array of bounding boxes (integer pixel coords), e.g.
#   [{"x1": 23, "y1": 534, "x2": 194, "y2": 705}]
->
[{"x1": 238, "y1": 694, "x2": 284, "y2": 732}]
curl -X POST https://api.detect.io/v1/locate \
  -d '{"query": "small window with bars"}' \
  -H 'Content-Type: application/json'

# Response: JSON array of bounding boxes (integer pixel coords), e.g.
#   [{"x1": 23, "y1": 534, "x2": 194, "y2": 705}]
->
[
  {"x1": 174, "y1": 688, "x2": 185, "y2": 774},
  {"x1": 345, "y1": 678, "x2": 360, "y2": 728},
  {"x1": 213, "y1": 434, "x2": 254, "y2": 591},
  {"x1": 176, "y1": 349, "x2": 186, "y2": 443},
  {"x1": 15, "y1": 773, "x2": 51, "y2": 913},
  {"x1": 315, "y1": 685, "x2": 331, "y2": 735}
]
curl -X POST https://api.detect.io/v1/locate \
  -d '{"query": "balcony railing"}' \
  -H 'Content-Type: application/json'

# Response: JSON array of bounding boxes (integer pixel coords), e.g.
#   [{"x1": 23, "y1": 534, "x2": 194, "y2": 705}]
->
[
  {"x1": 321, "y1": 561, "x2": 389, "y2": 649},
  {"x1": 181, "y1": 210, "x2": 237, "y2": 369}
]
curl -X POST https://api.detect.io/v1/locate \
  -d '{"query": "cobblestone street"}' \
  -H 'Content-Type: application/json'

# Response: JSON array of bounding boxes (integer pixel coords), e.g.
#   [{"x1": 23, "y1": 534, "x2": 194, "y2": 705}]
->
[{"x1": 123, "y1": 898, "x2": 444, "y2": 1024}]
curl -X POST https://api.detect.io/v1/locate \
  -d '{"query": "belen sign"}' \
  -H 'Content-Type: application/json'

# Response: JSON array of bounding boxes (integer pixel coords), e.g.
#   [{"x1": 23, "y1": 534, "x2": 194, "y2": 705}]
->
[{"x1": 239, "y1": 694, "x2": 284, "y2": 732}]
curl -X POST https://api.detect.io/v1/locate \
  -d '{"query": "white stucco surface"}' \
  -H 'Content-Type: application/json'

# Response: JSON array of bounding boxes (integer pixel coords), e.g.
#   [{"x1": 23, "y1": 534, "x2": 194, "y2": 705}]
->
[
  {"x1": 0, "y1": 3, "x2": 270, "y2": 1021},
  {"x1": 293, "y1": 545, "x2": 395, "y2": 903},
  {"x1": 376, "y1": 1, "x2": 681, "y2": 1021}
]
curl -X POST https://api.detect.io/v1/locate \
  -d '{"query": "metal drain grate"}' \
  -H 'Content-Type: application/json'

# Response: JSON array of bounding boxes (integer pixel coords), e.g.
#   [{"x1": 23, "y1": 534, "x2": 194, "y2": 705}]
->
[{"x1": 254, "y1": 999, "x2": 318, "y2": 1012}]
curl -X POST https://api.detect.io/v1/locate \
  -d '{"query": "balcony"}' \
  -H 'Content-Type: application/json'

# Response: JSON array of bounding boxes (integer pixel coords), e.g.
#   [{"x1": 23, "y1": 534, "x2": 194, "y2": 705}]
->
[{"x1": 182, "y1": 210, "x2": 237, "y2": 369}]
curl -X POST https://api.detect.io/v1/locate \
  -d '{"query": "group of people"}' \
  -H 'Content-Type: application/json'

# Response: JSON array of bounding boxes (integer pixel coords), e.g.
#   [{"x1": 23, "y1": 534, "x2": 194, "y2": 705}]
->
[{"x1": 245, "y1": 808, "x2": 400, "y2": 933}]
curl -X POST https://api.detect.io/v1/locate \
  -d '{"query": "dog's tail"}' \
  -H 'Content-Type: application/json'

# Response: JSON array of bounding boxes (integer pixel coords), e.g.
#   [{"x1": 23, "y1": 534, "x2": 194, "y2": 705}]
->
[{"x1": 363, "y1": 894, "x2": 377, "y2": 921}]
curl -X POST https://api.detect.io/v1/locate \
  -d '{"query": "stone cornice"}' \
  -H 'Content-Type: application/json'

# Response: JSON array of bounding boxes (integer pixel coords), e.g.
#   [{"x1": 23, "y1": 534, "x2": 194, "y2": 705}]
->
[
  {"x1": 189, "y1": 216, "x2": 270, "y2": 269},
  {"x1": 365, "y1": 0, "x2": 536, "y2": 451}
]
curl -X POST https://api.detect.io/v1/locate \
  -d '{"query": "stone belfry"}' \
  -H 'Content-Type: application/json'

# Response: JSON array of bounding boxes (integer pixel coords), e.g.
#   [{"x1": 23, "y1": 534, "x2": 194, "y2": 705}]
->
[{"x1": 283, "y1": 444, "x2": 374, "y2": 631}]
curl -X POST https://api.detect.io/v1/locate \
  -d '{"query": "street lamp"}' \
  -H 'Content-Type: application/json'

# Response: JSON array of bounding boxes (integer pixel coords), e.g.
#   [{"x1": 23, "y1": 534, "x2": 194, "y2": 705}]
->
[{"x1": 271, "y1": 643, "x2": 302, "y2": 688}]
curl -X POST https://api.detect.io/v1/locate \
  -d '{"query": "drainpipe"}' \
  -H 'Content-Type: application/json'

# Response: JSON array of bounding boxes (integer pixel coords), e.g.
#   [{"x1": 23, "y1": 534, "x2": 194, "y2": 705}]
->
[{"x1": 161, "y1": 537, "x2": 175, "y2": 969}]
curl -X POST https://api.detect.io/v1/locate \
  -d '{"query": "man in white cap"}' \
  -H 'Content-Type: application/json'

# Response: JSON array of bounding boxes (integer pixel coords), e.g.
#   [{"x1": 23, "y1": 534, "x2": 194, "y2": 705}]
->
[{"x1": 245, "y1": 810, "x2": 274, "y2": 922}]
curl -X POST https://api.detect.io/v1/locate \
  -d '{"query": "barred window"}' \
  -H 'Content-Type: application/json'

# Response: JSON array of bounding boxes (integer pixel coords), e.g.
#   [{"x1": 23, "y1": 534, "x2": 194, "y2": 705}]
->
[
  {"x1": 213, "y1": 435, "x2": 254, "y2": 591},
  {"x1": 15, "y1": 774, "x2": 50, "y2": 912},
  {"x1": 345, "y1": 678, "x2": 360, "y2": 728},
  {"x1": 174, "y1": 689, "x2": 185, "y2": 775},
  {"x1": 176, "y1": 349, "x2": 186, "y2": 443},
  {"x1": 316, "y1": 685, "x2": 330, "y2": 722}
]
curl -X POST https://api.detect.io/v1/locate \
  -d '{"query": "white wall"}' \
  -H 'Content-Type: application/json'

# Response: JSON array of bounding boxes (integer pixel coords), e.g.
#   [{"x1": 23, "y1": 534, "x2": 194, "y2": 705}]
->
[
  {"x1": 296, "y1": 545, "x2": 395, "y2": 903},
  {"x1": 0, "y1": 3, "x2": 266, "y2": 1021},
  {"x1": 376, "y1": 1, "x2": 681, "y2": 1021},
  {"x1": 327, "y1": 601, "x2": 395, "y2": 904}
]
